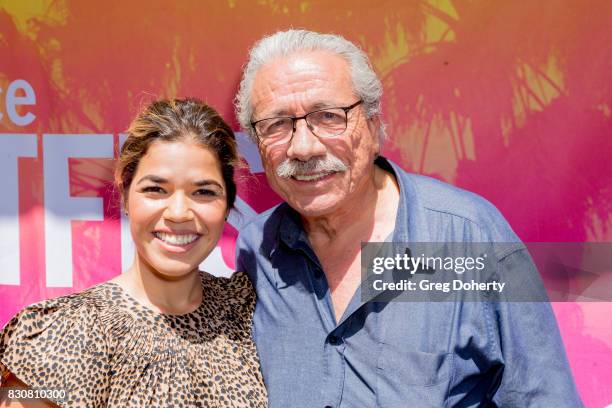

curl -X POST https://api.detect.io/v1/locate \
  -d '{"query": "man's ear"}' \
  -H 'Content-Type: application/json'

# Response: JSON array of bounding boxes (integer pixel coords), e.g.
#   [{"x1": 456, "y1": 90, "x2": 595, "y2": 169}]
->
[{"x1": 367, "y1": 115, "x2": 382, "y2": 156}]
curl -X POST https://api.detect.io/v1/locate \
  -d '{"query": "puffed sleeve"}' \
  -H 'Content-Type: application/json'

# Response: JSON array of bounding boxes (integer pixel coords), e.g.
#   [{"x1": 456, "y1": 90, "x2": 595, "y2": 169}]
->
[
  {"x1": 0, "y1": 290, "x2": 111, "y2": 407},
  {"x1": 215, "y1": 271, "x2": 257, "y2": 338},
  {"x1": 207, "y1": 271, "x2": 264, "y2": 390}
]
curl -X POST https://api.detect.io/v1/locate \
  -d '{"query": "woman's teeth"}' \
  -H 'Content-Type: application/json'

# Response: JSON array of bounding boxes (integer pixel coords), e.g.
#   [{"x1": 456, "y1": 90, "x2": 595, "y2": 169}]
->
[{"x1": 154, "y1": 232, "x2": 199, "y2": 246}]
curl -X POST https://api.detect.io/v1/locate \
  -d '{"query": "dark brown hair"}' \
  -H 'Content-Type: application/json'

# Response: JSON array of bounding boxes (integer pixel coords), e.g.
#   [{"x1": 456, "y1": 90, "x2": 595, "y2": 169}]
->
[{"x1": 116, "y1": 98, "x2": 238, "y2": 209}]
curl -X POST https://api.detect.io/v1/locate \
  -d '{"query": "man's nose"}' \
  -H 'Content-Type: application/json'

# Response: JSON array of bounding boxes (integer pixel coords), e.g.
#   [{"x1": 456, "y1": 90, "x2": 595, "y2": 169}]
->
[
  {"x1": 163, "y1": 192, "x2": 193, "y2": 222},
  {"x1": 285, "y1": 119, "x2": 327, "y2": 161}
]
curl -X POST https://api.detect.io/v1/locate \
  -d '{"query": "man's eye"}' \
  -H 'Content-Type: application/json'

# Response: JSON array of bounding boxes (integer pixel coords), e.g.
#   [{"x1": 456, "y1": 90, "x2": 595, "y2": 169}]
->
[
  {"x1": 267, "y1": 118, "x2": 290, "y2": 131},
  {"x1": 319, "y1": 110, "x2": 343, "y2": 122}
]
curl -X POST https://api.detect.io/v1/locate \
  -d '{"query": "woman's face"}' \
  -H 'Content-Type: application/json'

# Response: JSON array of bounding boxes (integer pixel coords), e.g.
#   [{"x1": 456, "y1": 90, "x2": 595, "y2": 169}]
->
[{"x1": 126, "y1": 138, "x2": 228, "y2": 279}]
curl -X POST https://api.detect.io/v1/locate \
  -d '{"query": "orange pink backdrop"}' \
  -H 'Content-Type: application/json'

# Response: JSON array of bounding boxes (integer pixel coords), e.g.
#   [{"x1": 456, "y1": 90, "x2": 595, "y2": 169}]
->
[{"x1": 0, "y1": 1, "x2": 610, "y2": 406}]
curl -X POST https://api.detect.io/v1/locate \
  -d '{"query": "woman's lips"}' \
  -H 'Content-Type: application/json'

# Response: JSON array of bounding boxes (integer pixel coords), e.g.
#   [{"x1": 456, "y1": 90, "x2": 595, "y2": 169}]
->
[{"x1": 152, "y1": 231, "x2": 201, "y2": 253}]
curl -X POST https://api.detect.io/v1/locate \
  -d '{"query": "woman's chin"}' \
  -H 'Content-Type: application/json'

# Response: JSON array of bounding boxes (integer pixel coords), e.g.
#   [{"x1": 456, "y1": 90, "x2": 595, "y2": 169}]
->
[
  {"x1": 151, "y1": 267, "x2": 200, "y2": 281},
  {"x1": 134, "y1": 243, "x2": 216, "y2": 280},
  {"x1": 137, "y1": 256, "x2": 202, "y2": 281}
]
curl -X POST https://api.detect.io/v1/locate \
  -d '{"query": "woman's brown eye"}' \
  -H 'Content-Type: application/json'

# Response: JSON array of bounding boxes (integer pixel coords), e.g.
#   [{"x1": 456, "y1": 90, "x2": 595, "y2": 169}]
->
[
  {"x1": 142, "y1": 186, "x2": 164, "y2": 193},
  {"x1": 195, "y1": 189, "x2": 219, "y2": 197}
]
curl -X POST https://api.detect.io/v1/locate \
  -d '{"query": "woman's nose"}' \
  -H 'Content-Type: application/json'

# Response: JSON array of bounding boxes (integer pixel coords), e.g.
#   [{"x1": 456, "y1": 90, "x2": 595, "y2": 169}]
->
[{"x1": 163, "y1": 192, "x2": 193, "y2": 222}]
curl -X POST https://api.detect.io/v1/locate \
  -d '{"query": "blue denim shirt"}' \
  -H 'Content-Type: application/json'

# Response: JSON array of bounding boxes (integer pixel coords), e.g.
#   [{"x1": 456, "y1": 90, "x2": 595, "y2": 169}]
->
[{"x1": 236, "y1": 157, "x2": 583, "y2": 407}]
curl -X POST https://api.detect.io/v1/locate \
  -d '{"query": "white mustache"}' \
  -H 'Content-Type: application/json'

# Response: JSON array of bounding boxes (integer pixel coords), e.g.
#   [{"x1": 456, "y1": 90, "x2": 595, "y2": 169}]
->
[{"x1": 276, "y1": 155, "x2": 349, "y2": 178}]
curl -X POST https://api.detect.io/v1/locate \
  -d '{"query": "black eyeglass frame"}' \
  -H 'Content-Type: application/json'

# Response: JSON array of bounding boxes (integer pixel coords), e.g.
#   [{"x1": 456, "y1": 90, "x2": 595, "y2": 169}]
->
[{"x1": 250, "y1": 99, "x2": 364, "y2": 141}]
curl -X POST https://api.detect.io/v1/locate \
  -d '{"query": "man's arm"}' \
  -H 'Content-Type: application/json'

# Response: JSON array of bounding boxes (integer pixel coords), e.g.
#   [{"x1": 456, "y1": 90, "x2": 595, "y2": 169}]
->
[
  {"x1": 491, "y1": 249, "x2": 583, "y2": 407},
  {"x1": 235, "y1": 230, "x2": 258, "y2": 283}
]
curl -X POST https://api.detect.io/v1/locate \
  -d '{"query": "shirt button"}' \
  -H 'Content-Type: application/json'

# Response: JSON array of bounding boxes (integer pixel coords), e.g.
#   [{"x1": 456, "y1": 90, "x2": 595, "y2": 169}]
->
[{"x1": 328, "y1": 335, "x2": 341, "y2": 345}]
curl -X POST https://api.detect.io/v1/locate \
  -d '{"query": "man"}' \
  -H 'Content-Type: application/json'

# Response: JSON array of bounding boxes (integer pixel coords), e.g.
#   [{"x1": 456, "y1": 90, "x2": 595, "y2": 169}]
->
[{"x1": 235, "y1": 29, "x2": 582, "y2": 407}]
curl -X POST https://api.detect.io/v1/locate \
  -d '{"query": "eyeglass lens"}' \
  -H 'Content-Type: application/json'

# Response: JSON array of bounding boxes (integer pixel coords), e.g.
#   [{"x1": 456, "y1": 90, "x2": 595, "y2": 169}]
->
[{"x1": 256, "y1": 108, "x2": 348, "y2": 145}]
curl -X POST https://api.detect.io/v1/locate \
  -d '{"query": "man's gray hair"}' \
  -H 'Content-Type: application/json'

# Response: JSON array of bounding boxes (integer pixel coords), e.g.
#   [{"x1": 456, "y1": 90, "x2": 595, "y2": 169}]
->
[{"x1": 235, "y1": 29, "x2": 385, "y2": 142}]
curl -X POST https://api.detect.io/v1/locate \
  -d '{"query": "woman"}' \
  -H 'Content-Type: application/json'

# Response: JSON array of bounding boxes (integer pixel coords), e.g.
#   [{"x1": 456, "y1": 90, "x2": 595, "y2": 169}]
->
[{"x1": 0, "y1": 98, "x2": 267, "y2": 407}]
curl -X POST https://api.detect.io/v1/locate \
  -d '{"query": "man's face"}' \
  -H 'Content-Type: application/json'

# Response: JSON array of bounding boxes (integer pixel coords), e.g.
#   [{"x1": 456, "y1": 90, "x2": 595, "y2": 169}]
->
[{"x1": 250, "y1": 50, "x2": 380, "y2": 217}]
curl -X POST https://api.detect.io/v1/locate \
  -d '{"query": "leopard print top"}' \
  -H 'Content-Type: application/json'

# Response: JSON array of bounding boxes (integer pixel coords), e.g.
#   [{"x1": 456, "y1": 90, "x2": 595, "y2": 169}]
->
[{"x1": 0, "y1": 272, "x2": 267, "y2": 407}]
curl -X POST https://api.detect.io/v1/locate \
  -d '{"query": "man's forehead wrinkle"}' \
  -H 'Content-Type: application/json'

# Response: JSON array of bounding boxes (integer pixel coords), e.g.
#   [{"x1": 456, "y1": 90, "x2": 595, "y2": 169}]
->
[
  {"x1": 254, "y1": 82, "x2": 332, "y2": 117},
  {"x1": 251, "y1": 51, "x2": 354, "y2": 119}
]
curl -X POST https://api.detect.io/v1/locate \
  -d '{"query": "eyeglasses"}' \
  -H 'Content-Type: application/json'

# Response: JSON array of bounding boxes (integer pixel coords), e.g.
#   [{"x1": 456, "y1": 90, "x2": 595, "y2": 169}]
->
[{"x1": 251, "y1": 100, "x2": 363, "y2": 146}]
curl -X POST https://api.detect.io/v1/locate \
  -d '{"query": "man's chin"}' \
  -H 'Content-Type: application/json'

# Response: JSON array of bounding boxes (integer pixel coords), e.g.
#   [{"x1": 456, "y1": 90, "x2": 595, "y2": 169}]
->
[{"x1": 285, "y1": 195, "x2": 345, "y2": 218}]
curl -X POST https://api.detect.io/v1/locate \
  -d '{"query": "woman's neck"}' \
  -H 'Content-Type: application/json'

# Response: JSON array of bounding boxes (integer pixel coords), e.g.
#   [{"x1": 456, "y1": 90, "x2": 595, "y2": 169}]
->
[{"x1": 112, "y1": 258, "x2": 203, "y2": 315}]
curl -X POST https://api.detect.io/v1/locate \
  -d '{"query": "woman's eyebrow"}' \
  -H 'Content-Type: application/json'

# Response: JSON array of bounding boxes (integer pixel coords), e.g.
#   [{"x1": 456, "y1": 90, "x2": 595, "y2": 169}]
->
[
  {"x1": 193, "y1": 179, "x2": 224, "y2": 189},
  {"x1": 136, "y1": 175, "x2": 223, "y2": 189},
  {"x1": 136, "y1": 175, "x2": 167, "y2": 184}
]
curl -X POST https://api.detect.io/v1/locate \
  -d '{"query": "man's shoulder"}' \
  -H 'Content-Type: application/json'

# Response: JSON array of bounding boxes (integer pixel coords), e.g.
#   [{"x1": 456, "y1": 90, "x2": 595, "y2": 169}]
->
[
  {"x1": 392, "y1": 163, "x2": 518, "y2": 241},
  {"x1": 235, "y1": 203, "x2": 291, "y2": 279},
  {"x1": 406, "y1": 172, "x2": 498, "y2": 220},
  {"x1": 236, "y1": 202, "x2": 288, "y2": 245}
]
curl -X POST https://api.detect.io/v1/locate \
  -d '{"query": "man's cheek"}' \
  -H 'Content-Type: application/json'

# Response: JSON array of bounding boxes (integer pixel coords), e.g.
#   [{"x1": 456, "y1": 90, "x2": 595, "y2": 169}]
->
[
  {"x1": 262, "y1": 145, "x2": 286, "y2": 168},
  {"x1": 324, "y1": 139, "x2": 352, "y2": 164},
  {"x1": 259, "y1": 154, "x2": 276, "y2": 177},
  {"x1": 263, "y1": 165, "x2": 287, "y2": 195}
]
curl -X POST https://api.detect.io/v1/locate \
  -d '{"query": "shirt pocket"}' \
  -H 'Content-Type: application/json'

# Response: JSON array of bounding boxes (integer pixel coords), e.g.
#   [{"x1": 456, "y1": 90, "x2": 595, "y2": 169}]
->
[{"x1": 376, "y1": 343, "x2": 453, "y2": 407}]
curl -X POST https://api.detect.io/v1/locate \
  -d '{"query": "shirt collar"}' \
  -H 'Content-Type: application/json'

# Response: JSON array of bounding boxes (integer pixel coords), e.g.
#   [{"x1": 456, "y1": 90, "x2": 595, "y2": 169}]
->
[
  {"x1": 265, "y1": 203, "x2": 317, "y2": 263},
  {"x1": 374, "y1": 156, "x2": 411, "y2": 243},
  {"x1": 278, "y1": 205, "x2": 304, "y2": 249}
]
